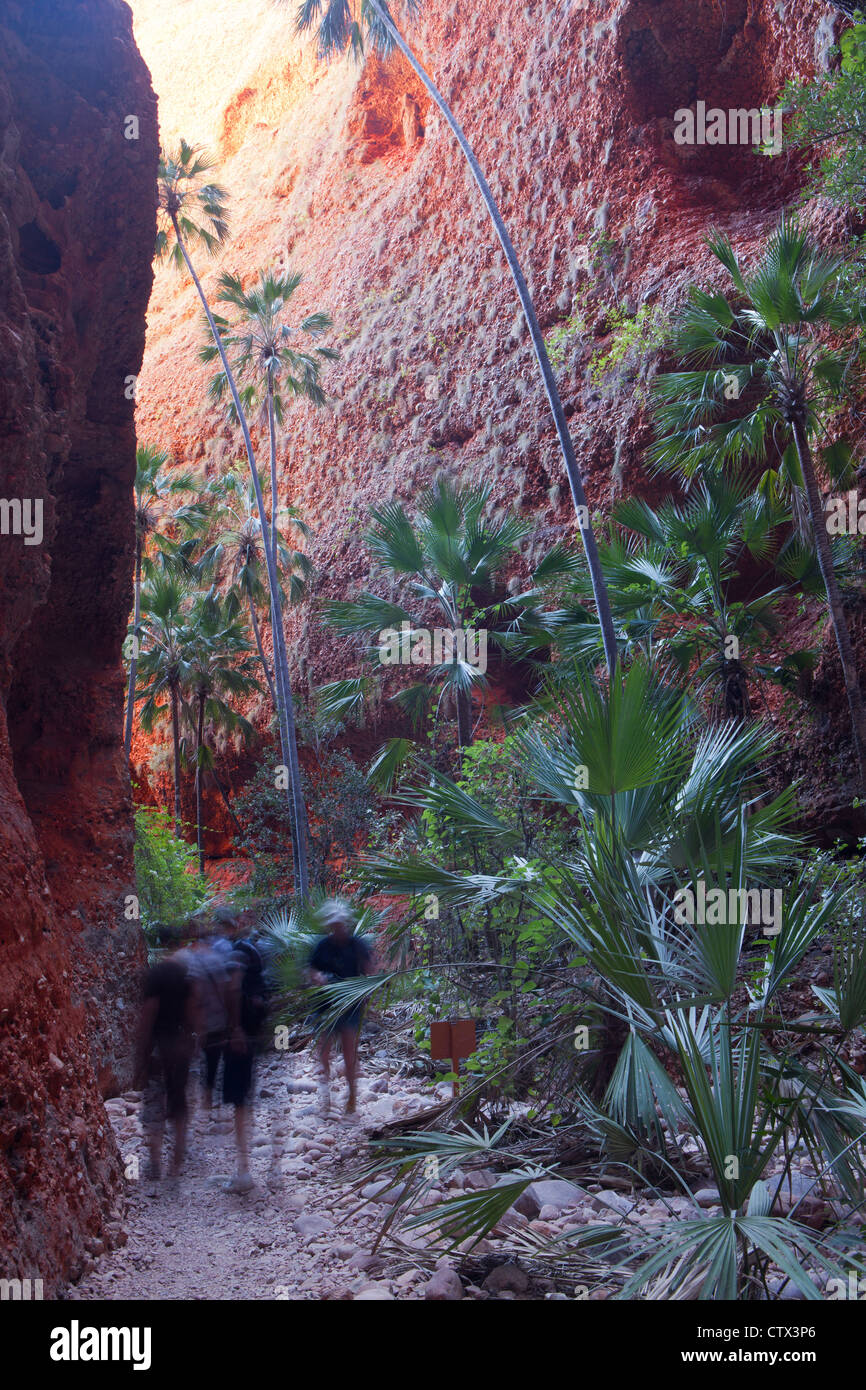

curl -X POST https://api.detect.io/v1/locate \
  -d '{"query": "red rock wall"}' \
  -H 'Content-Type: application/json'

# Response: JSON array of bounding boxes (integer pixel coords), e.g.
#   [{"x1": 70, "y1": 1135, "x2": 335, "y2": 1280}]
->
[
  {"x1": 0, "y1": 0, "x2": 156, "y2": 1290},
  {"x1": 132, "y1": 0, "x2": 845, "y2": 683}
]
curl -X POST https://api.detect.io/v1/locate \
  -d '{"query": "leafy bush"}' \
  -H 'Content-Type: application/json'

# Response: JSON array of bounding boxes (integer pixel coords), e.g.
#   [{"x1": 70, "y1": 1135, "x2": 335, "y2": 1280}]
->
[
  {"x1": 356, "y1": 669, "x2": 866, "y2": 1297},
  {"x1": 785, "y1": 17, "x2": 866, "y2": 212},
  {"x1": 234, "y1": 748, "x2": 379, "y2": 905},
  {"x1": 369, "y1": 736, "x2": 584, "y2": 1104},
  {"x1": 134, "y1": 804, "x2": 213, "y2": 944}
]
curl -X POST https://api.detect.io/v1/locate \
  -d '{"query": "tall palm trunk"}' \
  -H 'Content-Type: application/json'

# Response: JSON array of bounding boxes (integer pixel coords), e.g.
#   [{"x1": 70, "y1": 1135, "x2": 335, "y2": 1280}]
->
[
  {"x1": 262, "y1": 376, "x2": 301, "y2": 884},
  {"x1": 171, "y1": 213, "x2": 310, "y2": 899},
  {"x1": 170, "y1": 682, "x2": 182, "y2": 834},
  {"x1": 246, "y1": 588, "x2": 299, "y2": 883},
  {"x1": 367, "y1": 0, "x2": 618, "y2": 680},
  {"x1": 793, "y1": 418, "x2": 866, "y2": 790},
  {"x1": 246, "y1": 590, "x2": 279, "y2": 712},
  {"x1": 455, "y1": 687, "x2": 472, "y2": 748},
  {"x1": 124, "y1": 533, "x2": 142, "y2": 759},
  {"x1": 195, "y1": 690, "x2": 206, "y2": 874},
  {"x1": 267, "y1": 374, "x2": 279, "y2": 560}
]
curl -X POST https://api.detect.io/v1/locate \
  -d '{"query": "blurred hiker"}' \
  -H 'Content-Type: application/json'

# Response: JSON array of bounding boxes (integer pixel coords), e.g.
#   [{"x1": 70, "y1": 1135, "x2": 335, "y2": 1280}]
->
[
  {"x1": 222, "y1": 918, "x2": 269, "y2": 1193},
  {"x1": 187, "y1": 934, "x2": 230, "y2": 1113},
  {"x1": 308, "y1": 899, "x2": 372, "y2": 1116},
  {"x1": 135, "y1": 948, "x2": 196, "y2": 1179}
]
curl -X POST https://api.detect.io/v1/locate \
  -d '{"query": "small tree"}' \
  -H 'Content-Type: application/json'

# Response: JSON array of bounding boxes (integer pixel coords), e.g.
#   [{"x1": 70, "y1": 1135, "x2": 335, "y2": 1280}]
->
[
  {"x1": 201, "y1": 267, "x2": 336, "y2": 559},
  {"x1": 124, "y1": 444, "x2": 198, "y2": 759},
  {"x1": 198, "y1": 469, "x2": 311, "y2": 718},
  {"x1": 785, "y1": 15, "x2": 866, "y2": 212},
  {"x1": 181, "y1": 588, "x2": 260, "y2": 872},
  {"x1": 320, "y1": 479, "x2": 576, "y2": 749},
  {"x1": 134, "y1": 804, "x2": 212, "y2": 945},
  {"x1": 590, "y1": 476, "x2": 799, "y2": 721},
  {"x1": 137, "y1": 575, "x2": 191, "y2": 833}
]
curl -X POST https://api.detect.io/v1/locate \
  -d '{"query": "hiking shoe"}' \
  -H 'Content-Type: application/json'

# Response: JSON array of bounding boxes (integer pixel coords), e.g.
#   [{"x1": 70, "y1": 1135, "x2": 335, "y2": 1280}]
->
[
  {"x1": 224, "y1": 1172, "x2": 255, "y2": 1194},
  {"x1": 316, "y1": 1084, "x2": 331, "y2": 1115}
]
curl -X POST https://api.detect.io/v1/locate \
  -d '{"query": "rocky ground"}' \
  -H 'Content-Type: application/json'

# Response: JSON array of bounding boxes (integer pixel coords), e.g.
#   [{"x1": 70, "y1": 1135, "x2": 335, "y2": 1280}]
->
[
  {"x1": 66, "y1": 1020, "x2": 832, "y2": 1302},
  {"x1": 65, "y1": 1027, "x2": 559, "y2": 1301}
]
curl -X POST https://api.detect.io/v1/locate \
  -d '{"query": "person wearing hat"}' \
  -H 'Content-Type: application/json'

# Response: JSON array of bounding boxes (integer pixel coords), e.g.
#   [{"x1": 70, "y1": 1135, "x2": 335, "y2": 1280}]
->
[{"x1": 308, "y1": 899, "x2": 373, "y2": 1116}]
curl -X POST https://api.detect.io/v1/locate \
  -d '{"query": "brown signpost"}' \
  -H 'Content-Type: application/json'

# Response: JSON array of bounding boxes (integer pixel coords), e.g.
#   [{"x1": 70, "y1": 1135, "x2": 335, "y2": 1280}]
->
[{"x1": 430, "y1": 1019, "x2": 477, "y2": 1097}]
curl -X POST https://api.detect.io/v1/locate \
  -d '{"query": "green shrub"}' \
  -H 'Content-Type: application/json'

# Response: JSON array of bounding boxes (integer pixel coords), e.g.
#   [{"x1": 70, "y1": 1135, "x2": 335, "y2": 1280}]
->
[
  {"x1": 134, "y1": 804, "x2": 213, "y2": 944},
  {"x1": 234, "y1": 749, "x2": 379, "y2": 905}
]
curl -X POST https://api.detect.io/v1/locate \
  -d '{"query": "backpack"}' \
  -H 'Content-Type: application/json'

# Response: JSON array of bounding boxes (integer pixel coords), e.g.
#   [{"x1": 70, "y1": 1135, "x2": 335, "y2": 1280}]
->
[{"x1": 233, "y1": 938, "x2": 269, "y2": 1035}]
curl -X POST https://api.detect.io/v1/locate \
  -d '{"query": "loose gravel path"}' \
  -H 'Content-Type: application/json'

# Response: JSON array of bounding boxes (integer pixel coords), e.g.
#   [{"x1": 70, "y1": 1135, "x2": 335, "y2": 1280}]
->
[{"x1": 69, "y1": 1036, "x2": 451, "y2": 1301}]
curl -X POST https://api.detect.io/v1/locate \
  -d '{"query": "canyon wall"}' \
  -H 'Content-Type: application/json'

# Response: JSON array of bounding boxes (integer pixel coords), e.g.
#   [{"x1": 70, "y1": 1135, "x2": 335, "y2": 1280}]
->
[
  {"x1": 130, "y1": 0, "x2": 855, "y2": 823},
  {"x1": 0, "y1": 0, "x2": 156, "y2": 1290},
  {"x1": 0, "y1": 0, "x2": 849, "y2": 1293}
]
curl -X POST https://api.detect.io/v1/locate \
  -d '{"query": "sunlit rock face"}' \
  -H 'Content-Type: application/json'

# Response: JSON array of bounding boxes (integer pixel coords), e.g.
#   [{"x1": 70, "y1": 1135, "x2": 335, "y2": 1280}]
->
[
  {"x1": 0, "y1": 0, "x2": 156, "y2": 1289},
  {"x1": 131, "y1": 0, "x2": 838, "y2": 704}
]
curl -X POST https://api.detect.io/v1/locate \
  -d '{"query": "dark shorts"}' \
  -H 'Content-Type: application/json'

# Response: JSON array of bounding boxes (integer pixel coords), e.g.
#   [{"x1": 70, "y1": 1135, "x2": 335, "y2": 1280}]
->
[
  {"x1": 143, "y1": 1039, "x2": 191, "y2": 1126},
  {"x1": 316, "y1": 1005, "x2": 363, "y2": 1035},
  {"x1": 202, "y1": 1031, "x2": 225, "y2": 1090},
  {"x1": 222, "y1": 1042, "x2": 254, "y2": 1108}
]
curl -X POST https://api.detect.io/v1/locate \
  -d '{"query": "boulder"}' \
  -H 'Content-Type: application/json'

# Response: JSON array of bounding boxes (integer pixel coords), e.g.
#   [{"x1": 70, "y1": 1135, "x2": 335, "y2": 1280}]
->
[
  {"x1": 347, "y1": 1252, "x2": 384, "y2": 1273},
  {"x1": 482, "y1": 1264, "x2": 530, "y2": 1295},
  {"x1": 424, "y1": 1260, "x2": 464, "y2": 1301},
  {"x1": 464, "y1": 1169, "x2": 496, "y2": 1191},
  {"x1": 523, "y1": 1179, "x2": 588, "y2": 1216},
  {"x1": 693, "y1": 1188, "x2": 721, "y2": 1209},
  {"x1": 494, "y1": 1175, "x2": 586, "y2": 1218},
  {"x1": 590, "y1": 1190, "x2": 634, "y2": 1217}
]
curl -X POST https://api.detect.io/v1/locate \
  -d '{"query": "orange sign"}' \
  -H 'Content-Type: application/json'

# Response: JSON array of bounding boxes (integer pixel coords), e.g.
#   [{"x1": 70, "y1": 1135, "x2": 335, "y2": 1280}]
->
[{"x1": 430, "y1": 1019, "x2": 477, "y2": 1097}]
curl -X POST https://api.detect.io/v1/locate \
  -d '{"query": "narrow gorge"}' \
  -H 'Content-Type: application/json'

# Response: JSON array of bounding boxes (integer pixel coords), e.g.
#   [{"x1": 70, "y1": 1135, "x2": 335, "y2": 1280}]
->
[{"x1": 2, "y1": 0, "x2": 866, "y2": 1329}]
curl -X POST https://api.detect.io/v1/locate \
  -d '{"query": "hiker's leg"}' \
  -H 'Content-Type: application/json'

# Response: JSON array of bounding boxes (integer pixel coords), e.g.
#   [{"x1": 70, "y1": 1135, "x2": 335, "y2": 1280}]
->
[
  {"x1": 146, "y1": 1118, "x2": 164, "y2": 1177},
  {"x1": 172, "y1": 1111, "x2": 188, "y2": 1177},
  {"x1": 222, "y1": 1039, "x2": 254, "y2": 1181},
  {"x1": 202, "y1": 1034, "x2": 221, "y2": 1110},
  {"x1": 234, "y1": 1103, "x2": 251, "y2": 1177},
  {"x1": 167, "y1": 1046, "x2": 190, "y2": 1176},
  {"x1": 341, "y1": 1026, "x2": 359, "y2": 1112},
  {"x1": 317, "y1": 1029, "x2": 332, "y2": 1081},
  {"x1": 316, "y1": 1028, "x2": 332, "y2": 1113},
  {"x1": 142, "y1": 1057, "x2": 165, "y2": 1178}
]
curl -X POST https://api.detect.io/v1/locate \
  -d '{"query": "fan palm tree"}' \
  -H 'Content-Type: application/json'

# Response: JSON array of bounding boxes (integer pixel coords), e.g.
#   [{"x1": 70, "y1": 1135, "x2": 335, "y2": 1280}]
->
[
  {"x1": 197, "y1": 469, "x2": 311, "y2": 717},
  {"x1": 571, "y1": 476, "x2": 795, "y2": 721},
  {"x1": 200, "y1": 269, "x2": 332, "y2": 795},
  {"x1": 124, "y1": 444, "x2": 199, "y2": 759},
  {"x1": 156, "y1": 140, "x2": 311, "y2": 897},
  {"x1": 136, "y1": 575, "x2": 192, "y2": 833},
  {"x1": 286, "y1": 0, "x2": 619, "y2": 679},
  {"x1": 649, "y1": 215, "x2": 866, "y2": 788},
  {"x1": 181, "y1": 589, "x2": 260, "y2": 872},
  {"x1": 321, "y1": 478, "x2": 575, "y2": 749},
  {"x1": 200, "y1": 268, "x2": 337, "y2": 558},
  {"x1": 352, "y1": 667, "x2": 866, "y2": 1296}
]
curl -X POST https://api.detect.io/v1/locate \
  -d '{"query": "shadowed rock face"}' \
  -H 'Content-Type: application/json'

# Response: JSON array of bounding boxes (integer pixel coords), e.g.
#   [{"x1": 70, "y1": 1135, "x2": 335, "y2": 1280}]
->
[{"x1": 0, "y1": 0, "x2": 156, "y2": 1290}]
